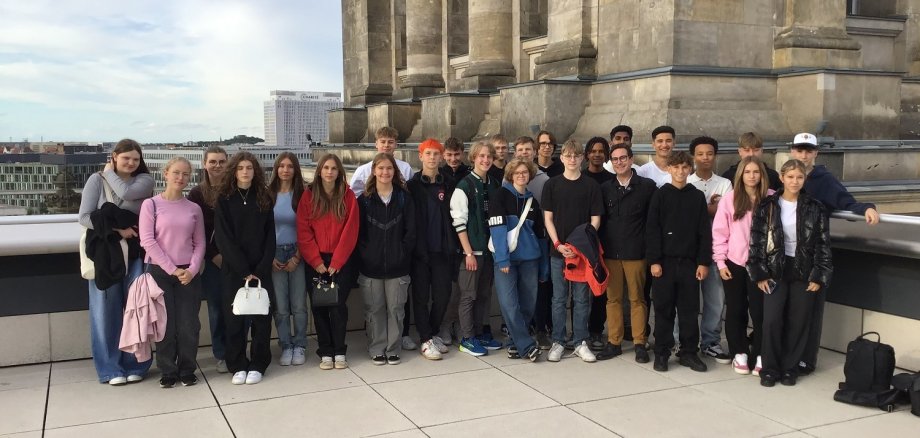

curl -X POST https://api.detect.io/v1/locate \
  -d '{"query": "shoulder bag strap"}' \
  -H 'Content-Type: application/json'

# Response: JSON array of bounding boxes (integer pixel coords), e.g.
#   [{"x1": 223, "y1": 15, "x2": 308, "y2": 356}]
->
[{"x1": 511, "y1": 197, "x2": 533, "y2": 234}]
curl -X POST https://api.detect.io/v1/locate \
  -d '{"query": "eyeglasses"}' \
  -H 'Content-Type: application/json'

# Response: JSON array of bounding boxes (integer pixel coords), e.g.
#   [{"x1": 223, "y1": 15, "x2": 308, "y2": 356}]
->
[
  {"x1": 538, "y1": 142, "x2": 553, "y2": 148},
  {"x1": 560, "y1": 154, "x2": 580, "y2": 160},
  {"x1": 512, "y1": 171, "x2": 530, "y2": 177},
  {"x1": 610, "y1": 155, "x2": 630, "y2": 163}
]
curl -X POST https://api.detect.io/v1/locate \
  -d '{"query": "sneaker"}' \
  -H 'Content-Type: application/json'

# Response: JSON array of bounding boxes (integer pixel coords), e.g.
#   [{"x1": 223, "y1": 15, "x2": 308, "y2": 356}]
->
[
  {"x1": 547, "y1": 342, "x2": 565, "y2": 362},
  {"x1": 797, "y1": 360, "x2": 815, "y2": 375},
  {"x1": 334, "y1": 355, "x2": 348, "y2": 369},
  {"x1": 525, "y1": 346, "x2": 542, "y2": 362},
  {"x1": 387, "y1": 355, "x2": 401, "y2": 365},
  {"x1": 244, "y1": 370, "x2": 262, "y2": 385},
  {"x1": 231, "y1": 371, "x2": 247, "y2": 385},
  {"x1": 108, "y1": 376, "x2": 127, "y2": 386},
  {"x1": 536, "y1": 332, "x2": 552, "y2": 350},
  {"x1": 781, "y1": 371, "x2": 797, "y2": 386},
  {"x1": 180, "y1": 374, "x2": 198, "y2": 386},
  {"x1": 279, "y1": 347, "x2": 293, "y2": 366},
  {"x1": 431, "y1": 336, "x2": 449, "y2": 354},
  {"x1": 635, "y1": 344, "x2": 650, "y2": 364},
  {"x1": 760, "y1": 372, "x2": 777, "y2": 387},
  {"x1": 478, "y1": 333, "x2": 502, "y2": 350},
  {"x1": 159, "y1": 376, "x2": 177, "y2": 388},
  {"x1": 589, "y1": 333, "x2": 606, "y2": 351},
  {"x1": 319, "y1": 356, "x2": 334, "y2": 370},
  {"x1": 678, "y1": 353, "x2": 708, "y2": 372},
  {"x1": 732, "y1": 354, "x2": 751, "y2": 375},
  {"x1": 127, "y1": 374, "x2": 144, "y2": 383},
  {"x1": 752, "y1": 355, "x2": 763, "y2": 377},
  {"x1": 401, "y1": 336, "x2": 417, "y2": 351},
  {"x1": 216, "y1": 360, "x2": 228, "y2": 374},
  {"x1": 573, "y1": 341, "x2": 597, "y2": 363},
  {"x1": 372, "y1": 355, "x2": 387, "y2": 366},
  {"x1": 437, "y1": 327, "x2": 453, "y2": 346},
  {"x1": 507, "y1": 345, "x2": 519, "y2": 359},
  {"x1": 595, "y1": 342, "x2": 623, "y2": 361},
  {"x1": 421, "y1": 340, "x2": 442, "y2": 360},
  {"x1": 292, "y1": 347, "x2": 306, "y2": 366},
  {"x1": 702, "y1": 344, "x2": 732, "y2": 365},
  {"x1": 459, "y1": 337, "x2": 487, "y2": 356},
  {"x1": 654, "y1": 353, "x2": 669, "y2": 372}
]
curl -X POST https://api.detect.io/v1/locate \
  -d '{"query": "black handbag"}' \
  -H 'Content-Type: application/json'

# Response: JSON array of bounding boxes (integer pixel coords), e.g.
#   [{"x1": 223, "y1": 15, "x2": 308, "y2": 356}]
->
[{"x1": 311, "y1": 274, "x2": 340, "y2": 307}]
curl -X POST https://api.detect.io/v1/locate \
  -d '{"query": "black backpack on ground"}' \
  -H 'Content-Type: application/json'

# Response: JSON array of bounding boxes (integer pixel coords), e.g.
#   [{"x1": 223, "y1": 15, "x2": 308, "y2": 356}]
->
[
  {"x1": 892, "y1": 372, "x2": 920, "y2": 417},
  {"x1": 833, "y1": 332, "x2": 900, "y2": 411}
]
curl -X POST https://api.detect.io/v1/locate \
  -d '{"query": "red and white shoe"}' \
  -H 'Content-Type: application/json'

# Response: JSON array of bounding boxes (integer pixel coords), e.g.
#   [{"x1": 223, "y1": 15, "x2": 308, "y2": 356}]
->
[
  {"x1": 752, "y1": 355, "x2": 763, "y2": 377},
  {"x1": 732, "y1": 353, "x2": 750, "y2": 375}
]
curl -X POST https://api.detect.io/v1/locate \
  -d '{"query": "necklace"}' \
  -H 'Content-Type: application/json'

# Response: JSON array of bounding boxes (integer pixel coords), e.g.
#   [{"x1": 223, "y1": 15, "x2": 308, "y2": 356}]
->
[{"x1": 237, "y1": 187, "x2": 250, "y2": 205}]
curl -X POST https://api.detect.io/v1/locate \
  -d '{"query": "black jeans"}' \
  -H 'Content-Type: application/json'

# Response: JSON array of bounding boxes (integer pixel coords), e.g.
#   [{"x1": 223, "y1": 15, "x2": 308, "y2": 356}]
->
[
  {"x1": 652, "y1": 258, "x2": 701, "y2": 356},
  {"x1": 762, "y1": 257, "x2": 817, "y2": 377},
  {"x1": 589, "y1": 293, "x2": 607, "y2": 335},
  {"x1": 309, "y1": 253, "x2": 357, "y2": 357},
  {"x1": 412, "y1": 252, "x2": 452, "y2": 343},
  {"x1": 221, "y1": 270, "x2": 273, "y2": 374},
  {"x1": 150, "y1": 265, "x2": 202, "y2": 378},
  {"x1": 722, "y1": 261, "x2": 764, "y2": 358}
]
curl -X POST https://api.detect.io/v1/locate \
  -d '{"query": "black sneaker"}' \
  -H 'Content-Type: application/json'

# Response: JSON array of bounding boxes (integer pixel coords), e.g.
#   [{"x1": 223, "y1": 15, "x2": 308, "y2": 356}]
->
[
  {"x1": 760, "y1": 373, "x2": 777, "y2": 387},
  {"x1": 537, "y1": 332, "x2": 552, "y2": 350},
  {"x1": 678, "y1": 354, "x2": 708, "y2": 372},
  {"x1": 595, "y1": 342, "x2": 623, "y2": 361},
  {"x1": 589, "y1": 333, "x2": 606, "y2": 351},
  {"x1": 372, "y1": 355, "x2": 387, "y2": 366},
  {"x1": 702, "y1": 344, "x2": 732, "y2": 365},
  {"x1": 635, "y1": 344, "x2": 650, "y2": 364},
  {"x1": 507, "y1": 345, "x2": 520, "y2": 359},
  {"x1": 159, "y1": 376, "x2": 177, "y2": 388},
  {"x1": 653, "y1": 353, "x2": 669, "y2": 372},
  {"x1": 797, "y1": 361, "x2": 815, "y2": 375},
  {"x1": 180, "y1": 374, "x2": 198, "y2": 387},
  {"x1": 781, "y1": 371, "x2": 797, "y2": 386},
  {"x1": 525, "y1": 347, "x2": 542, "y2": 363},
  {"x1": 387, "y1": 355, "x2": 401, "y2": 365}
]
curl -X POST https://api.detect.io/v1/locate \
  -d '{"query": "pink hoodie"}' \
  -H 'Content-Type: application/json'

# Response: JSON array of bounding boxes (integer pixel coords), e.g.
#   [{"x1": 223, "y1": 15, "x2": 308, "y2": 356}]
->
[{"x1": 712, "y1": 189, "x2": 775, "y2": 270}]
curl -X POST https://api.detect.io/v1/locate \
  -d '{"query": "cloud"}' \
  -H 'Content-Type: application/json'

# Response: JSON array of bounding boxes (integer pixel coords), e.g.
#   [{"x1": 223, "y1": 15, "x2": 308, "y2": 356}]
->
[{"x1": 0, "y1": 0, "x2": 344, "y2": 143}]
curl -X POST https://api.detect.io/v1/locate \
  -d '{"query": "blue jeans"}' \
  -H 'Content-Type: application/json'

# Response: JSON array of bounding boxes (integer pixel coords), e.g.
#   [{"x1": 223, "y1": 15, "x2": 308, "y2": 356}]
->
[
  {"x1": 271, "y1": 244, "x2": 308, "y2": 349},
  {"x1": 494, "y1": 259, "x2": 539, "y2": 354},
  {"x1": 201, "y1": 258, "x2": 226, "y2": 360},
  {"x1": 699, "y1": 262, "x2": 724, "y2": 347},
  {"x1": 550, "y1": 257, "x2": 590, "y2": 345},
  {"x1": 88, "y1": 258, "x2": 152, "y2": 383}
]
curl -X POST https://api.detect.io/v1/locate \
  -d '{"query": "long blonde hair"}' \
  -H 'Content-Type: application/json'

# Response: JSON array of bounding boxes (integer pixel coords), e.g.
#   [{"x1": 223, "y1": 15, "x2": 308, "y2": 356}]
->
[{"x1": 308, "y1": 154, "x2": 347, "y2": 220}]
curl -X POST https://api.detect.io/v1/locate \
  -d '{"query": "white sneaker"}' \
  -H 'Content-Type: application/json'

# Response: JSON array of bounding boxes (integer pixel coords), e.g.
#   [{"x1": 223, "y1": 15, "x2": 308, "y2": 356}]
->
[
  {"x1": 732, "y1": 353, "x2": 751, "y2": 375},
  {"x1": 216, "y1": 360, "x2": 228, "y2": 373},
  {"x1": 292, "y1": 347, "x2": 306, "y2": 366},
  {"x1": 245, "y1": 370, "x2": 263, "y2": 385},
  {"x1": 753, "y1": 355, "x2": 763, "y2": 377},
  {"x1": 334, "y1": 355, "x2": 348, "y2": 369},
  {"x1": 421, "y1": 340, "x2": 443, "y2": 360},
  {"x1": 279, "y1": 347, "x2": 293, "y2": 366},
  {"x1": 573, "y1": 341, "x2": 597, "y2": 363},
  {"x1": 402, "y1": 336, "x2": 417, "y2": 350},
  {"x1": 108, "y1": 376, "x2": 127, "y2": 386},
  {"x1": 319, "y1": 356, "x2": 334, "y2": 370},
  {"x1": 126, "y1": 374, "x2": 143, "y2": 383},
  {"x1": 231, "y1": 371, "x2": 247, "y2": 385},
  {"x1": 431, "y1": 336, "x2": 449, "y2": 354},
  {"x1": 547, "y1": 342, "x2": 565, "y2": 362}
]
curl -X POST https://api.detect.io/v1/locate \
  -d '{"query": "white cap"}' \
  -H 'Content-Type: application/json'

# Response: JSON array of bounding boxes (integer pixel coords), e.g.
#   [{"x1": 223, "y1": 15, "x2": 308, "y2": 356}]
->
[{"x1": 792, "y1": 133, "x2": 818, "y2": 148}]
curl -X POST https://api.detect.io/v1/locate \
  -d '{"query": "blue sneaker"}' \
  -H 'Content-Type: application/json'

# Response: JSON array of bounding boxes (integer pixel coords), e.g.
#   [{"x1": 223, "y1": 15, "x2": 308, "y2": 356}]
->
[
  {"x1": 459, "y1": 337, "x2": 487, "y2": 356},
  {"x1": 478, "y1": 333, "x2": 503, "y2": 350}
]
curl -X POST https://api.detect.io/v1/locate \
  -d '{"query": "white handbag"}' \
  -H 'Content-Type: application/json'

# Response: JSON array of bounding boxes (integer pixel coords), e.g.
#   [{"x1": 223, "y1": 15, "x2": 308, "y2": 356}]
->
[
  {"x1": 232, "y1": 279, "x2": 271, "y2": 315},
  {"x1": 80, "y1": 175, "x2": 127, "y2": 280},
  {"x1": 488, "y1": 197, "x2": 533, "y2": 254}
]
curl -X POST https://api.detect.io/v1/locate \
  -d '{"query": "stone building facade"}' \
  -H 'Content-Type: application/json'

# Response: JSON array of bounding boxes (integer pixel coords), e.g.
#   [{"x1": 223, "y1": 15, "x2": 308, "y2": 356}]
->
[{"x1": 329, "y1": 0, "x2": 920, "y2": 144}]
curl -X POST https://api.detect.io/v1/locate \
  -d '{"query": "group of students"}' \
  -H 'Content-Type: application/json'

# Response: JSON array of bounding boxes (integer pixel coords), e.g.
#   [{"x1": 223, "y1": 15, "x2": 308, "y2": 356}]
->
[{"x1": 79, "y1": 124, "x2": 878, "y2": 389}]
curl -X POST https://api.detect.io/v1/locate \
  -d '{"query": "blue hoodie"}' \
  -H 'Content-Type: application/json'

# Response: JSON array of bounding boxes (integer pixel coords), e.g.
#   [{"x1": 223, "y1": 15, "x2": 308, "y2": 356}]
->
[
  {"x1": 804, "y1": 165, "x2": 876, "y2": 215},
  {"x1": 487, "y1": 183, "x2": 549, "y2": 278}
]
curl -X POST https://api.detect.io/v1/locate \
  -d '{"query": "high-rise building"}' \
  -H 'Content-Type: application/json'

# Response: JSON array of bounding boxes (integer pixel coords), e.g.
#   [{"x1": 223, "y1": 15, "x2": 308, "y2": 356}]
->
[{"x1": 264, "y1": 90, "x2": 342, "y2": 146}]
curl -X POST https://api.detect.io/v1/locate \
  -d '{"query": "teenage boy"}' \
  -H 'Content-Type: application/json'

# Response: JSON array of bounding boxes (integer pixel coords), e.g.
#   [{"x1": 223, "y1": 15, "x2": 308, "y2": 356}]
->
[
  {"x1": 536, "y1": 130, "x2": 564, "y2": 178},
  {"x1": 638, "y1": 126, "x2": 675, "y2": 187},
  {"x1": 350, "y1": 126, "x2": 414, "y2": 196},
  {"x1": 597, "y1": 144, "x2": 656, "y2": 362},
  {"x1": 603, "y1": 125, "x2": 634, "y2": 173},
  {"x1": 583, "y1": 136, "x2": 613, "y2": 349},
  {"x1": 408, "y1": 139, "x2": 457, "y2": 360},
  {"x1": 789, "y1": 132, "x2": 879, "y2": 374},
  {"x1": 543, "y1": 139, "x2": 603, "y2": 363},
  {"x1": 488, "y1": 134, "x2": 509, "y2": 181},
  {"x1": 440, "y1": 137, "x2": 471, "y2": 182},
  {"x1": 687, "y1": 136, "x2": 733, "y2": 365},
  {"x1": 646, "y1": 150, "x2": 712, "y2": 372},
  {"x1": 721, "y1": 132, "x2": 781, "y2": 190},
  {"x1": 450, "y1": 141, "x2": 502, "y2": 356}
]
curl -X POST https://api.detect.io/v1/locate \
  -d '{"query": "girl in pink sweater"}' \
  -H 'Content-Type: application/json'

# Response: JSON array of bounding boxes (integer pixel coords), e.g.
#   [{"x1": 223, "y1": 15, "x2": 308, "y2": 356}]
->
[
  {"x1": 139, "y1": 157, "x2": 206, "y2": 388},
  {"x1": 712, "y1": 157, "x2": 773, "y2": 376}
]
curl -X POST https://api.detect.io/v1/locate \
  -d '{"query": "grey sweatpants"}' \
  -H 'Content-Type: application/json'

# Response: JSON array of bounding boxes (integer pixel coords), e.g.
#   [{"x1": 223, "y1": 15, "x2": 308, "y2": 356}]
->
[{"x1": 359, "y1": 274, "x2": 410, "y2": 357}]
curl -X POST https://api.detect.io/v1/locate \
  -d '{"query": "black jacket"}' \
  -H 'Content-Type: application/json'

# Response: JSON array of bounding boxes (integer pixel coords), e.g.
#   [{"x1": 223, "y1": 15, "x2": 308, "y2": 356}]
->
[
  {"x1": 645, "y1": 183, "x2": 712, "y2": 266},
  {"x1": 439, "y1": 163, "x2": 471, "y2": 184},
  {"x1": 599, "y1": 170, "x2": 657, "y2": 260},
  {"x1": 357, "y1": 187, "x2": 417, "y2": 279},
  {"x1": 87, "y1": 202, "x2": 142, "y2": 290},
  {"x1": 214, "y1": 189, "x2": 276, "y2": 282},
  {"x1": 407, "y1": 172, "x2": 458, "y2": 261},
  {"x1": 747, "y1": 190, "x2": 833, "y2": 288}
]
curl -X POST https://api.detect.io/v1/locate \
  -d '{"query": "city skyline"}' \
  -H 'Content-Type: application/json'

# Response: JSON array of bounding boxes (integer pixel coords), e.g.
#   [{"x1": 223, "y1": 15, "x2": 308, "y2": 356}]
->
[{"x1": 0, "y1": 1, "x2": 344, "y2": 144}]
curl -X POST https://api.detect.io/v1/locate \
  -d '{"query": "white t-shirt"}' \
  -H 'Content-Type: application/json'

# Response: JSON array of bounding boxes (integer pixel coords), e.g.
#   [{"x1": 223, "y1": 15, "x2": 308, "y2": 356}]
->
[
  {"x1": 637, "y1": 161, "x2": 671, "y2": 187},
  {"x1": 688, "y1": 172, "x2": 732, "y2": 204},
  {"x1": 778, "y1": 197, "x2": 797, "y2": 257},
  {"x1": 349, "y1": 158, "x2": 414, "y2": 197}
]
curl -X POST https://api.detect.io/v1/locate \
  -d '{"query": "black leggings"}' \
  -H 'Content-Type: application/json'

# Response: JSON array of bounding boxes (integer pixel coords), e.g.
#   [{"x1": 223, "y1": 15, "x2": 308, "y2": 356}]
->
[{"x1": 722, "y1": 261, "x2": 764, "y2": 359}]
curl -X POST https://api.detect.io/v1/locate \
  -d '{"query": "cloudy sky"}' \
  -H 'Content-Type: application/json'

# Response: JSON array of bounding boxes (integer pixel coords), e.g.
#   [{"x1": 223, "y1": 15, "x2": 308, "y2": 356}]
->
[{"x1": 0, "y1": 1, "x2": 343, "y2": 144}]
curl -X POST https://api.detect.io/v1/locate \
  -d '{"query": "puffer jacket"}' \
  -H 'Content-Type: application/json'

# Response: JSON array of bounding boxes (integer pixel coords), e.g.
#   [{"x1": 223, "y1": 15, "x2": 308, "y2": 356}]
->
[
  {"x1": 747, "y1": 190, "x2": 833, "y2": 288},
  {"x1": 357, "y1": 187, "x2": 417, "y2": 279}
]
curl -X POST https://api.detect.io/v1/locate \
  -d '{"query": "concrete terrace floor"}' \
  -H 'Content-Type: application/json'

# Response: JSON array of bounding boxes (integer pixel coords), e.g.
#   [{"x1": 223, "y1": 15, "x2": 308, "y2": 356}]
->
[{"x1": 2, "y1": 330, "x2": 918, "y2": 438}]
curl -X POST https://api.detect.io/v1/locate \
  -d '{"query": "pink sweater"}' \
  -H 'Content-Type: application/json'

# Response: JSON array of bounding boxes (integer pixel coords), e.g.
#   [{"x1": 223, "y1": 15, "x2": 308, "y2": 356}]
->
[
  {"x1": 139, "y1": 196, "x2": 206, "y2": 275},
  {"x1": 712, "y1": 189, "x2": 774, "y2": 270}
]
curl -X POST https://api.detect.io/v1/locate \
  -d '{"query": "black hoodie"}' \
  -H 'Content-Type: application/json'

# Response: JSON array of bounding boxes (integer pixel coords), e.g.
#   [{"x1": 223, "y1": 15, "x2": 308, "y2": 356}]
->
[{"x1": 645, "y1": 183, "x2": 712, "y2": 266}]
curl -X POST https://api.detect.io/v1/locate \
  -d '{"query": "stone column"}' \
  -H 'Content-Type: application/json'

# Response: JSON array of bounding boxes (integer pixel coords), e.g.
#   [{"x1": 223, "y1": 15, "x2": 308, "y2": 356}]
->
[
  {"x1": 459, "y1": 0, "x2": 515, "y2": 90},
  {"x1": 402, "y1": 0, "x2": 445, "y2": 98},
  {"x1": 533, "y1": 0, "x2": 597, "y2": 79},
  {"x1": 901, "y1": 0, "x2": 920, "y2": 76},
  {"x1": 341, "y1": 0, "x2": 394, "y2": 106},
  {"x1": 773, "y1": 0, "x2": 862, "y2": 69}
]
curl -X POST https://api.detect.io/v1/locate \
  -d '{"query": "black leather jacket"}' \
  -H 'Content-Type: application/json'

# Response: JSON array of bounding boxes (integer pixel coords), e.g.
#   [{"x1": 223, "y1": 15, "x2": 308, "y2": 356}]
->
[{"x1": 747, "y1": 190, "x2": 833, "y2": 288}]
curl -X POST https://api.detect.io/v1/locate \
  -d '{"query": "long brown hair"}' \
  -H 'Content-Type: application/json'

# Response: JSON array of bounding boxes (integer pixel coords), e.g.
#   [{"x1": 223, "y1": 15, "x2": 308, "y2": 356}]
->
[
  {"x1": 731, "y1": 156, "x2": 769, "y2": 221},
  {"x1": 309, "y1": 153, "x2": 348, "y2": 220},
  {"x1": 218, "y1": 151, "x2": 272, "y2": 210},
  {"x1": 200, "y1": 145, "x2": 227, "y2": 207},
  {"x1": 268, "y1": 152, "x2": 305, "y2": 210},
  {"x1": 112, "y1": 138, "x2": 150, "y2": 175},
  {"x1": 364, "y1": 153, "x2": 406, "y2": 197}
]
